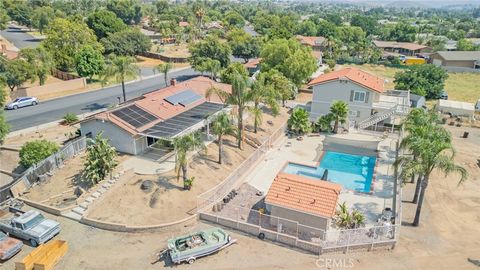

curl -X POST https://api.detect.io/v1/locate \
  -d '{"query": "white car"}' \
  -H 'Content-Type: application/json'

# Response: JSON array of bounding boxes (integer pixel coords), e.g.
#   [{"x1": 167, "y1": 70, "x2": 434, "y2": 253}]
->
[{"x1": 5, "y1": 97, "x2": 38, "y2": 110}]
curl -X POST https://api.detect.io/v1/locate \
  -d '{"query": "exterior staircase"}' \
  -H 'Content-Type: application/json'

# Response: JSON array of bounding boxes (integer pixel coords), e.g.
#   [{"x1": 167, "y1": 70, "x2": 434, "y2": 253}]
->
[{"x1": 356, "y1": 105, "x2": 398, "y2": 129}]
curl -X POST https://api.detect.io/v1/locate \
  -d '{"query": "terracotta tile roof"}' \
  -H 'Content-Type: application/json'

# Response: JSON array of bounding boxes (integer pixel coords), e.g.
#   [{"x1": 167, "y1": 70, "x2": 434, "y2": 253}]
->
[
  {"x1": 308, "y1": 67, "x2": 385, "y2": 93},
  {"x1": 91, "y1": 76, "x2": 231, "y2": 134},
  {"x1": 265, "y1": 172, "x2": 341, "y2": 218},
  {"x1": 296, "y1": 35, "x2": 326, "y2": 47},
  {"x1": 244, "y1": 58, "x2": 261, "y2": 69},
  {"x1": 373, "y1": 40, "x2": 428, "y2": 51},
  {"x1": 179, "y1": 21, "x2": 190, "y2": 27}
]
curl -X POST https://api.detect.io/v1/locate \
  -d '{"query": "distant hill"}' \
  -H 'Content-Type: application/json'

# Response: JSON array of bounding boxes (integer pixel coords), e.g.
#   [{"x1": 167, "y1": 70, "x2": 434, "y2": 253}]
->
[{"x1": 385, "y1": 0, "x2": 430, "y2": 8}]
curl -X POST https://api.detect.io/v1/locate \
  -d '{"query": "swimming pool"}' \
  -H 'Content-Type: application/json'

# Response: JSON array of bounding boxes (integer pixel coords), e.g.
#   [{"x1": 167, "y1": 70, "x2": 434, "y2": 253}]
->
[{"x1": 283, "y1": 151, "x2": 376, "y2": 193}]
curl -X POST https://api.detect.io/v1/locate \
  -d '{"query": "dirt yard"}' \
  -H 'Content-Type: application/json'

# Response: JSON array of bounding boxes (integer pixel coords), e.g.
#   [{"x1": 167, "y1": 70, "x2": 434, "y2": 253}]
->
[
  {"x1": 85, "y1": 109, "x2": 288, "y2": 225},
  {"x1": 22, "y1": 153, "x2": 130, "y2": 207},
  {"x1": 4, "y1": 124, "x2": 79, "y2": 147},
  {"x1": 151, "y1": 43, "x2": 191, "y2": 58}
]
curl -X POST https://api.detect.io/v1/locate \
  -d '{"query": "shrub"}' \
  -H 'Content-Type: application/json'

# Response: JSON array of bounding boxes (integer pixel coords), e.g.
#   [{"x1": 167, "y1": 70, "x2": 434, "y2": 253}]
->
[
  {"x1": 288, "y1": 108, "x2": 312, "y2": 135},
  {"x1": 19, "y1": 140, "x2": 59, "y2": 168},
  {"x1": 83, "y1": 133, "x2": 118, "y2": 186},
  {"x1": 63, "y1": 113, "x2": 79, "y2": 124}
]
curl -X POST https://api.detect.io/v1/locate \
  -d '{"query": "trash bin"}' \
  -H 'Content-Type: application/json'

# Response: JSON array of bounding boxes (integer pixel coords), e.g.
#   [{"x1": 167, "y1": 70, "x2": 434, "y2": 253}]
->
[{"x1": 463, "y1": 132, "x2": 469, "y2": 138}]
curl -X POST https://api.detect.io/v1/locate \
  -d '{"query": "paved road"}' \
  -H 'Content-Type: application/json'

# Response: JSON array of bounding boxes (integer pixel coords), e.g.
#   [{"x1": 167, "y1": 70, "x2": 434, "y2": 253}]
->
[
  {"x1": 5, "y1": 68, "x2": 197, "y2": 131},
  {"x1": 0, "y1": 25, "x2": 41, "y2": 49}
]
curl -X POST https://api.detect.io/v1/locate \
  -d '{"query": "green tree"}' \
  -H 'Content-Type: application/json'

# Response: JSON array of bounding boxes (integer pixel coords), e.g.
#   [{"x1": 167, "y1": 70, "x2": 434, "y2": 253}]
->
[
  {"x1": 350, "y1": 15, "x2": 378, "y2": 36},
  {"x1": 189, "y1": 35, "x2": 232, "y2": 69},
  {"x1": 154, "y1": 62, "x2": 173, "y2": 87},
  {"x1": 173, "y1": 131, "x2": 205, "y2": 189},
  {"x1": 228, "y1": 30, "x2": 262, "y2": 63},
  {"x1": 296, "y1": 20, "x2": 317, "y2": 36},
  {"x1": 19, "y1": 47, "x2": 53, "y2": 86},
  {"x1": 75, "y1": 45, "x2": 105, "y2": 80},
  {"x1": 197, "y1": 59, "x2": 221, "y2": 81},
  {"x1": 211, "y1": 112, "x2": 236, "y2": 164},
  {"x1": 224, "y1": 11, "x2": 245, "y2": 28},
  {"x1": 315, "y1": 113, "x2": 334, "y2": 133},
  {"x1": 329, "y1": 101, "x2": 348, "y2": 134},
  {"x1": 264, "y1": 69, "x2": 294, "y2": 107},
  {"x1": 207, "y1": 72, "x2": 251, "y2": 149},
  {"x1": 106, "y1": 0, "x2": 142, "y2": 25},
  {"x1": 456, "y1": 39, "x2": 477, "y2": 51},
  {"x1": 43, "y1": 17, "x2": 102, "y2": 71},
  {"x1": 102, "y1": 55, "x2": 139, "y2": 102},
  {"x1": 384, "y1": 22, "x2": 417, "y2": 42},
  {"x1": 288, "y1": 108, "x2": 311, "y2": 135},
  {"x1": 260, "y1": 38, "x2": 316, "y2": 87},
  {"x1": 4, "y1": 59, "x2": 34, "y2": 91},
  {"x1": 31, "y1": 6, "x2": 55, "y2": 34},
  {"x1": 19, "y1": 140, "x2": 59, "y2": 168},
  {"x1": 394, "y1": 64, "x2": 448, "y2": 99},
  {"x1": 83, "y1": 133, "x2": 118, "y2": 186},
  {"x1": 6, "y1": 1, "x2": 33, "y2": 29},
  {"x1": 0, "y1": 80, "x2": 8, "y2": 144},
  {"x1": 101, "y1": 28, "x2": 151, "y2": 56},
  {"x1": 220, "y1": 63, "x2": 249, "y2": 84},
  {"x1": 86, "y1": 9, "x2": 127, "y2": 39},
  {"x1": 250, "y1": 72, "x2": 280, "y2": 133},
  {"x1": 0, "y1": 3, "x2": 10, "y2": 30}
]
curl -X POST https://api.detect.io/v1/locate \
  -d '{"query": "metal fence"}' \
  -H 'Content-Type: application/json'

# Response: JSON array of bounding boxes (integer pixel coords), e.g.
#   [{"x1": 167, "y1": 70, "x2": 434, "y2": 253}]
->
[
  {"x1": 197, "y1": 122, "x2": 287, "y2": 212},
  {"x1": 200, "y1": 204, "x2": 399, "y2": 254},
  {"x1": 0, "y1": 136, "x2": 87, "y2": 202}
]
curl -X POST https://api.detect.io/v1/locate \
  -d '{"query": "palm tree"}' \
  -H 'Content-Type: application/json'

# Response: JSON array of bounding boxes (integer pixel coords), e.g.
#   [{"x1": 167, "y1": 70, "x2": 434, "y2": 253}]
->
[
  {"x1": 211, "y1": 112, "x2": 236, "y2": 164},
  {"x1": 173, "y1": 132, "x2": 205, "y2": 190},
  {"x1": 287, "y1": 108, "x2": 311, "y2": 135},
  {"x1": 207, "y1": 71, "x2": 251, "y2": 149},
  {"x1": 103, "y1": 55, "x2": 139, "y2": 102},
  {"x1": 397, "y1": 125, "x2": 467, "y2": 226},
  {"x1": 155, "y1": 62, "x2": 174, "y2": 87},
  {"x1": 315, "y1": 113, "x2": 334, "y2": 133},
  {"x1": 335, "y1": 202, "x2": 366, "y2": 229},
  {"x1": 329, "y1": 101, "x2": 348, "y2": 134},
  {"x1": 250, "y1": 73, "x2": 280, "y2": 133},
  {"x1": 400, "y1": 109, "x2": 440, "y2": 203}
]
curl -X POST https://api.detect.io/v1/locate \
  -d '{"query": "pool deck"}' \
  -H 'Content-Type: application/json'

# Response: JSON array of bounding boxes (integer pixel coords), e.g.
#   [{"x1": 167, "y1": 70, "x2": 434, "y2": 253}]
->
[{"x1": 246, "y1": 132, "x2": 397, "y2": 225}]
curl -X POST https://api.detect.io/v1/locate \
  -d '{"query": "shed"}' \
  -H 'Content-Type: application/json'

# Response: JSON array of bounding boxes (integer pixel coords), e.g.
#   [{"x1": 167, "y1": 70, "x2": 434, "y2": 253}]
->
[
  {"x1": 437, "y1": 99, "x2": 475, "y2": 119},
  {"x1": 265, "y1": 172, "x2": 341, "y2": 232},
  {"x1": 410, "y1": 94, "x2": 426, "y2": 108}
]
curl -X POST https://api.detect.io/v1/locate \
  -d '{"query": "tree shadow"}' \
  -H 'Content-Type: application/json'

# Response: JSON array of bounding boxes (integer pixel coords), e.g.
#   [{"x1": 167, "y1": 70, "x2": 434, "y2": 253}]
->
[
  {"x1": 155, "y1": 175, "x2": 184, "y2": 191},
  {"x1": 81, "y1": 103, "x2": 111, "y2": 111}
]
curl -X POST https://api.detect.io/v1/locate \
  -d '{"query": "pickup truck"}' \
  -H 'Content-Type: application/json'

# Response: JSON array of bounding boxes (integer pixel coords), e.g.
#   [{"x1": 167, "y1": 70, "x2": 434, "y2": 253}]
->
[
  {"x1": 0, "y1": 231, "x2": 23, "y2": 260},
  {"x1": 0, "y1": 209, "x2": 60, "y2": 247}
]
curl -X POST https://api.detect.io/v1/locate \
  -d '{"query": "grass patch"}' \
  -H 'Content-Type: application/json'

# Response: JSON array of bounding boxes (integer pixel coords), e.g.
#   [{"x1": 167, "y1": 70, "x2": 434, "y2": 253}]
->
[{"x1": 340, "y1": 64, "x2": 480, "y2": 103}]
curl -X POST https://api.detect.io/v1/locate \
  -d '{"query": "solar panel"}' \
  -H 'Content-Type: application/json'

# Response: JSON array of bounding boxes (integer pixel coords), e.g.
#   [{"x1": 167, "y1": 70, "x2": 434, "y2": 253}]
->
[
  {"x1": 112, "y1": 105, "x2": 157, "y2": 128},
  {"x1": 164, "y1": 89, "x2": 202, "y2": 106},
  {"x1": 143, "y1": 102, "x2": 225, "y2": 139}
]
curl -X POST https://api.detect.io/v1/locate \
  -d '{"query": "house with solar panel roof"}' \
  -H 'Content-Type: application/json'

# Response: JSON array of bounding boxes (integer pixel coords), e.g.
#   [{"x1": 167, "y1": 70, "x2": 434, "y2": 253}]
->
[{"x1": 80, "y1": 76, "x2": 232, "y2": 156}]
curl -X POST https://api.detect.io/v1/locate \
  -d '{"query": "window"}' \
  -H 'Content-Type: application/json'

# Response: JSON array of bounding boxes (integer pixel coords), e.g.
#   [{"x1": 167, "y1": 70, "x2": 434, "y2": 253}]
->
[
  {"x1": 349, "y1": 110, "x2": 358, "y2": 117},
  {"x1": 353, "y1": 91, "x2": 366, "y2": 102}
]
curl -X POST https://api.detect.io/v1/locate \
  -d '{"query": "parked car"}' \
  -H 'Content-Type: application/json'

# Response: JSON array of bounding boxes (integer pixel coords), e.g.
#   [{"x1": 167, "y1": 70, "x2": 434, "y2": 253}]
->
[
  {"x1": 5, "y1": 97, "x2": 38, "y2": 110},
  {"x1": 0, "y1": 231, "x2": 23, "y2": 260},
  {"x1": 475, "y1": 99, "x2": 480, "y2": 112},
  {"x1": 439, "y1": 91, "x2": 448, "y2": 100},
  {"x1": 0, "y1": 209, "x2": 60, "y2": 247}
]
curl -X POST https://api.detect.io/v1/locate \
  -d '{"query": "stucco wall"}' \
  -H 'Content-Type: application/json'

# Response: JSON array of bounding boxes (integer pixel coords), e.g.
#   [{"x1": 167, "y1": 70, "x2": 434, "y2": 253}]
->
[
  {"x1": 268, "y1": 204, "x2": 330, "y2": 232},
  {"x1": 310, "y1": 80, "x2": 377, "y2": 123},
  {"x1": 80, "y1": 119, "x2": 137, "y2": 154}
]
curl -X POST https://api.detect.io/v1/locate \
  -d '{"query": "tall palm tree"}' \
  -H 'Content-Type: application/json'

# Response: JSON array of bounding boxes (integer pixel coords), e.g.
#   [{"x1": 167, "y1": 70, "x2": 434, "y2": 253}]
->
[
  {"x1": 397, "y1": 125, "x2": 467, "y2": 226},
  {"x1": 211, "y1": 112, "x2": 236, "y2": 164},
  {"x1": 103, "y1": 55, "x2": 139, "y2": 102},
  {"x1": 330, "y1": 101, "x2": 348, "y2": 134},
  {"x1": 173, "y1": 132, "x2": 205, "y2": 190},
  {"x1": 155, "y1": 62, "x2": 174, "y2": 87},
  {"x1": 250, "y1": 73, "x2": 279, "y2": 133},
  {"x1": 400, "y1": 109, "x2": 440, "y2": 203},
  {"x1": 207, "y1": 71, "x2": 251, "y2": 149}
]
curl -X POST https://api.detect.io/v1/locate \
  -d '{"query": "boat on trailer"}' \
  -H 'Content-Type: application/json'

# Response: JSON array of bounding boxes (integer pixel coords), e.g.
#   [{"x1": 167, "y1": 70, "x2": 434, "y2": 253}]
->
[{"x1": 164, "y1": 227, "x2": 236, "y2": 264}]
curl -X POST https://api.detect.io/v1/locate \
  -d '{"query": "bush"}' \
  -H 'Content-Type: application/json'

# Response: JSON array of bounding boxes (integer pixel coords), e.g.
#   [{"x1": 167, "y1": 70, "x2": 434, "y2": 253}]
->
[
  {"x1": 19, "y1": 140, "x2": 59, "y2": 168},
  {"x1": 63, "y1": 113, "x2": 79, "y2": 124}
]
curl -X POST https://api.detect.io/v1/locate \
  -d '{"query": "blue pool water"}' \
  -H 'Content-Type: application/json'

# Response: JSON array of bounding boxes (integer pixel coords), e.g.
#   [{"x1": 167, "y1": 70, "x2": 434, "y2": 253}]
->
[{"x1": 283, "y1": 151, "x2": 376, "y2": 192}]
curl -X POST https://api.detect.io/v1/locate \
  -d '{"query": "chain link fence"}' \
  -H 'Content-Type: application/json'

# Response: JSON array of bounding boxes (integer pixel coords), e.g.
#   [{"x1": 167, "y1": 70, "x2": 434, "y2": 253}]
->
[{"x1": 0, "y1": 137, "x2": 87, "y2": 202}]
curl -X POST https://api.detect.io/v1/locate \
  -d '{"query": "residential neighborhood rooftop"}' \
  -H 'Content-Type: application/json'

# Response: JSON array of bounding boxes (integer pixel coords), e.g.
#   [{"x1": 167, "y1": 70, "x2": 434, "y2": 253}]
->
[
  {"x1": 434, "y1": 51, "x2": 480, "y2": 61},
  {"x1": 265, "y1": 172, "x2": 341, "y2": 218},
  {"x1": 308, "y1": 67, "x2": 385, "y2": 93},
  {"x1": 90, "y1": 76, "x2": 231, "y2": 135},
  {"x1": 296, "y1": 35, "x2": 326, "y2": 47},
  {"x1": 373, "y1": 40, "x2": 428, "y2": 51}
]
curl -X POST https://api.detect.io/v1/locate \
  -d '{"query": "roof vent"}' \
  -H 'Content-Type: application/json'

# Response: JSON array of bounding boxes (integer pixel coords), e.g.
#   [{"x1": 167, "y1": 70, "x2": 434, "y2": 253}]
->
[{"x1": 285, "y1": 186, "x2": 291, "y2": 191}]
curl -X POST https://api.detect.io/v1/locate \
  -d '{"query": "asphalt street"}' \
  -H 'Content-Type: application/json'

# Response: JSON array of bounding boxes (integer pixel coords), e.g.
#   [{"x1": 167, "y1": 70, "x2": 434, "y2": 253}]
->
[{"x1": 0, "y1": 25, "x2": 40, "y2": 49}]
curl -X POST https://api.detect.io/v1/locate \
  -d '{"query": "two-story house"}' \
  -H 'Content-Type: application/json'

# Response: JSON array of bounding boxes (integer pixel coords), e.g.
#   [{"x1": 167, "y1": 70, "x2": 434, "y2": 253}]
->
[{"x1": 307, "y1": 68, "x2": 410, "y2": 130}]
